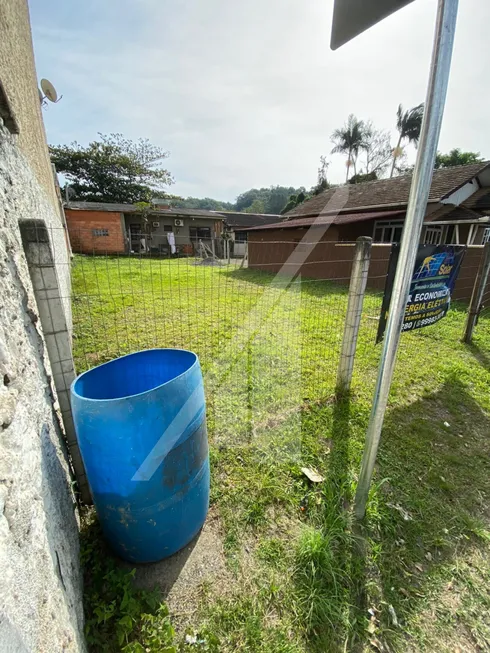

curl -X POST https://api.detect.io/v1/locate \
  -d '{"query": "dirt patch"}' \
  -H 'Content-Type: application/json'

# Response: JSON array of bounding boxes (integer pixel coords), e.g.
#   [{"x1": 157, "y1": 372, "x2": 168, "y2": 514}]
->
[{"x1": 130, "y1": 509, "x2": 231, "y2": 628}]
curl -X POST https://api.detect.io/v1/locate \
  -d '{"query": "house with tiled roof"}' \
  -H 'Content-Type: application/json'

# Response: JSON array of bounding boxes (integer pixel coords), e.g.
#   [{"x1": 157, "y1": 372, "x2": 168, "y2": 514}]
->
[{"x1": 245, "y1": 161, "x2": 490, "y2": 247}]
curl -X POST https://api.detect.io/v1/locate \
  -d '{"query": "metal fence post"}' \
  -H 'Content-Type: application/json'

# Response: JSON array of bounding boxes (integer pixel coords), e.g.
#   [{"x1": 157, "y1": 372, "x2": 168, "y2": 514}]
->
[
  {"x1": 463, "y1": 242, "x2": 490, "y2": 343},
  {"x1": 354, "y1": 0, "x2": 459, "y2": 520},
  {"x1": 336, "y1": 237, "x2": 372, "y2": 396}
]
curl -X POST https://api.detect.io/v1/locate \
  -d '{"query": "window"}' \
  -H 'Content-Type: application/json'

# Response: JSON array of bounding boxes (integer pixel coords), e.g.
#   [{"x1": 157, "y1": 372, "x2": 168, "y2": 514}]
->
[
  {"x1": 234, "y1": 231, "x2": 248, "y2": 242},
  {"x1": 163, "y1": 225, "x2": 173, "y2": 232},
  {"x1": 373, "y1": 220, "x2": 404, "y2": 243},
  {"x1": 189, "y1": 227, "x2": 211, "y2": 239},
  {"x1": 92, "y1": 228, "x2": 109, "y2": 237},
  {"x1": 483, "y1": 227, "x2": 490, "y2": 244},
  {"x1": 424, "y1": 225, "x2": 443, "y2": 245}
]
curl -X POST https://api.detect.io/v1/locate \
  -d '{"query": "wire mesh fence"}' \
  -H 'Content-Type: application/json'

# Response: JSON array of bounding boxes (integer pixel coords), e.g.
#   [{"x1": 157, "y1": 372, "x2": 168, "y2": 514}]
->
[
  {"x1": 32, "y1": 224, "x2": 489, "y2": 459},
  {"x1": 67, "y1": 230, "x2": 361, "y2": 450}
]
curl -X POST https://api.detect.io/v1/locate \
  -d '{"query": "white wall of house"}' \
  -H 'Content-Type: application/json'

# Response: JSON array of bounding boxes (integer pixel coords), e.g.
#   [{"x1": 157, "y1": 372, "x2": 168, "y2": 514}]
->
[{"x1": 441, "y1": 178, "x2": 480, "y2": 207}]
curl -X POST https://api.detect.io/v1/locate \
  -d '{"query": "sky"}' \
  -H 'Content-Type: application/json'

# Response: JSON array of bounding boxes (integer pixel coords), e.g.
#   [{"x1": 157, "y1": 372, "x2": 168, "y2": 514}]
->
[{"x1": 29, "y1": 0, "x2": 489, "y2": 203}]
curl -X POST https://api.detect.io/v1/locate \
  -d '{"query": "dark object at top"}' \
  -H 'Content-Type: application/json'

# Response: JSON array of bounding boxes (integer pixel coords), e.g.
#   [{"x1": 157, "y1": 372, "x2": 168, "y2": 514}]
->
[{"x1": 331, "y1": 0, "x2": 415, "y2": 50}]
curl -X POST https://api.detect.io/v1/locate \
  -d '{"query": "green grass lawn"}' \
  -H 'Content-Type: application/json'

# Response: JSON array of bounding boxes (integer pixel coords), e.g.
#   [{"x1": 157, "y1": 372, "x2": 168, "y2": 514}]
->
[{"x1": 73, "y1": 256, "x2": 490, "y2": 653}]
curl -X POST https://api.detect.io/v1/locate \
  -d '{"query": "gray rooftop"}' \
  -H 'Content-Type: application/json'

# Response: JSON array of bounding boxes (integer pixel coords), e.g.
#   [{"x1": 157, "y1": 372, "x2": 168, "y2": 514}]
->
[
  {"x1": 217, "y1": 211, "x2": 286, "y2": 228},
  {"x1": 65, "y1": 201, "x2": 224, "y2": 220}
]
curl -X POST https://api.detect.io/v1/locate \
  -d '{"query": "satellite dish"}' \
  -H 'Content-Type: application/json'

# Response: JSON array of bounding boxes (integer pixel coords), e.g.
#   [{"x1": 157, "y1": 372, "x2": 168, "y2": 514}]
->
[{"x1": 40, "y1": 78, "x2": 59, "y2": 103}]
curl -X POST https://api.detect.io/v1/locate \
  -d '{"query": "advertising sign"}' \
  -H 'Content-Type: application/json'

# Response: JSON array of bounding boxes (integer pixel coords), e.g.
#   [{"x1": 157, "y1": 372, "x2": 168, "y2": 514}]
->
[{"x1": 376, "y1": 244, "x2": 466, "y2": 343}]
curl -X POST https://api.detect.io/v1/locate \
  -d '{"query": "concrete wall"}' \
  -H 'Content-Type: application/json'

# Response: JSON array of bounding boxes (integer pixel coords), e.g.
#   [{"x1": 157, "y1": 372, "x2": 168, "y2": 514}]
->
[
  {"x1": 0, "y1": 0, "x2": 71, "y2": 329},
  {"x1": 0, "y1": 0, "x2": 60, "y2": 212},
  {"x1": 0, "y1": 121, "x2": 85, "y2": 651},
  {"x1": 65, "y1": 209, "x2": 126, "y2": 254}
]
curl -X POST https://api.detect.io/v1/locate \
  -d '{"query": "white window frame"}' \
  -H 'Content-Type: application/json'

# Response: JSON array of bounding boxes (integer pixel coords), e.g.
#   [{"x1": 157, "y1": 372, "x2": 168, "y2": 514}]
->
[
  {"x1": 482, "y1": 227, "x2": 490, "y2": 244},
  {"x1": 423, "y1": 225, "x2": 443, "y2": 245},
  {"x1": 467, "y1": 224, "x2": 479, "y2": 245},
  {"x1": 373, "y1": 220, "x2": 404, "y2": 243},
  {"x1": 444, "y1": 224, "x2": 460, "y2": 245}
]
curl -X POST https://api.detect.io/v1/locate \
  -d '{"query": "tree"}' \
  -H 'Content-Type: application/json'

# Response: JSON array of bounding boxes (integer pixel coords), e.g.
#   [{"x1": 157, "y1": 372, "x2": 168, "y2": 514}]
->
[
  {"x1": 235, "y1": 188, "x2": 265, "y2": 212},
  {"x1": 390, "y1": 103, "x2": 424, "y2": 177},
  {"x1": 435, "y1": 148, "x2": 484, "y2": 169},
  {"x1": 265, "y1": 186, "x2": 299, "y2": 214},
  {"x1": 348, "y1": 171, "x2": 377, "y2": 184},
  {"x1": 243, "y1": 198, "x2": 266, "y2": 214},
  {"x1": 50, "y1": 133, "x2": 173, "y2": 203},
  {"x1": 235, "y1": 186, "x2": 302, "y2": 214},
  {"x1": 281, "y1": 190, "x2": 308, "y2": 214},
  {"x1": 361, "y1": 124, "x2": 393, "y2": 177},
  {"x1": 331, "y1": 114, "x2": 368, "y2": 182},
  {"x1": 311, "y1": 155, "x2": 330, "y2": 195},
  {"x1": 172, "y1": 197, "x2": 235, "y2": 211}
]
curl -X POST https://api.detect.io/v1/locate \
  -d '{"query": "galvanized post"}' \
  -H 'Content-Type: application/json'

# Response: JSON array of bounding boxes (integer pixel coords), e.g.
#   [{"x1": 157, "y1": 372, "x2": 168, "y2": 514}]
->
[
  {"x1": 354, "y1": 0, "x2": 459, "y2": 520},
  {"x1": 463, "y1": 242, "x2": 490, "y2": 343},
  {"x1": 336, "y1": 237, "x2": 372, "y2": 395}
]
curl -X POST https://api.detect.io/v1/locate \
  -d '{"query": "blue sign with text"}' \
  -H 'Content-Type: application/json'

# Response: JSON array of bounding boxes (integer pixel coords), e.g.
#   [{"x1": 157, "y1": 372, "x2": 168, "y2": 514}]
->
[{"x1": 376, "y1": 244, "x2": 466, "y2": 343}]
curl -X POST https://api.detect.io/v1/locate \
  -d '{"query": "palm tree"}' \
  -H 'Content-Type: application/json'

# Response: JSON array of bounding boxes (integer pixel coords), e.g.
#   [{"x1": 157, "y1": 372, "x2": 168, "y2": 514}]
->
[
  {"x1": 390, "y1": 103, "x2": 424, "y2": 177},
  {"x1": 331, "y1": 115, "x2": 367, "y2": 183}
]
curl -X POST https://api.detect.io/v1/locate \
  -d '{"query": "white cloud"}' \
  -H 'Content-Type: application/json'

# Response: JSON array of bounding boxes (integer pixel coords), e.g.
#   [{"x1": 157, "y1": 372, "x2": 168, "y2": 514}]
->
[{"x1": 31, "y1": 0, "x2": 490, "y2": 202}]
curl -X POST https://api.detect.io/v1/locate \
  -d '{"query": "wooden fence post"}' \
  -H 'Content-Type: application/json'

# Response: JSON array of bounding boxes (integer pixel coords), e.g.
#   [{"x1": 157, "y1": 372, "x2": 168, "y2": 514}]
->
[
  {"x1": 462, "y1": 242, "x2": 490, "y2": 343},
  {"x1": 336, "y1": 237, "x2": 372, "y2": 396}
]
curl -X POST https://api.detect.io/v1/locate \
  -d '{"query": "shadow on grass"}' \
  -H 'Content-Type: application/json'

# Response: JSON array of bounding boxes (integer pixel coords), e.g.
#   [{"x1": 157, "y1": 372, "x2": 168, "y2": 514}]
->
[
  {"x1": 223, "y1": 267, "x2": 351, "y2": 299},
  {"x1": 296, "y1": 373, "x2": 490, "y2": 652},
  {"x1": 466, "y1": 340, "x2": 490, "y2": 371},
  {"x1": 371, "y1": 376, "x2": 490, "y2": 650},
  {"x1": 296, "y1": 397, "x2": 368, "y2": 653}
]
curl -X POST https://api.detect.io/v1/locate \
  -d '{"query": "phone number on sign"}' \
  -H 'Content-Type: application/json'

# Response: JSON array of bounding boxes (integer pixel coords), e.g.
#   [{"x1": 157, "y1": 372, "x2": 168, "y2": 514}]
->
[{"x1": 402, "y1": 311, "x2": 445, "y2": 331}]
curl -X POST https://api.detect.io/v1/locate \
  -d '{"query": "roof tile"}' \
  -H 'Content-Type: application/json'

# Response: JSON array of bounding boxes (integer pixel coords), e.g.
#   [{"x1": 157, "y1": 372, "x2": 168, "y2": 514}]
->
[{"x1": 284, "y1": 162, "x2": 490, "y2": 219}]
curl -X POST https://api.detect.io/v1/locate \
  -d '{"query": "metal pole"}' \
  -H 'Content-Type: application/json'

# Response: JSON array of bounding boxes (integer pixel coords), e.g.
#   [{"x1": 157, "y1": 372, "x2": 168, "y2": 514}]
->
[
  {"x1": 336, "y1": 237, "x2": 372, "y2": 395},
  {"x1": 463, "y1": 242, "x2": 490, "y2": 343},
  {"x1": 354, "y1": 0, "x2": 459, "y2": 520}
]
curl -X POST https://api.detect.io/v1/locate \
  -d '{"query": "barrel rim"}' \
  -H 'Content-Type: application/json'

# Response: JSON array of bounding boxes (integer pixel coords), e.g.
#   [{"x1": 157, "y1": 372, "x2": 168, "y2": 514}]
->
[{"x1": 70, "y1": 348, "x2": 200, "y2": 403}]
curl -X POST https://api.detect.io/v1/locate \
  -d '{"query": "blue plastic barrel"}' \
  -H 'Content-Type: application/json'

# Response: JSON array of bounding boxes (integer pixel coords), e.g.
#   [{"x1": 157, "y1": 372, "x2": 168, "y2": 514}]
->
[{"x1": 70, "y1": 349, "x2": 209, "y2": 563}]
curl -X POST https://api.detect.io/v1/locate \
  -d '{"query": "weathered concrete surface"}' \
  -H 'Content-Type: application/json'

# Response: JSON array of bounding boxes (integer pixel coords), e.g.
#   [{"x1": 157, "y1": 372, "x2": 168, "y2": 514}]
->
[
  {"x1": 0, "y1": 0, "x2": 61, "y2": 212},
  {"x1": 129, "y1": 509, "x2": 230, "y2": 631},
  {"x1": 0, "y1": 121, "x2": 85, "y2": 651},
  {"x1": 0, "y1": 0, "x2": 71, "y2": 330}
]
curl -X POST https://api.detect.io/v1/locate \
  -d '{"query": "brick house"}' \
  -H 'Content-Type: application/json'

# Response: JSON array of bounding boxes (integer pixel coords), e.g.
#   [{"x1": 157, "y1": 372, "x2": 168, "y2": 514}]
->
[{"x1": 64, "y1": 201, "x2": 225, "y2": 255}]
